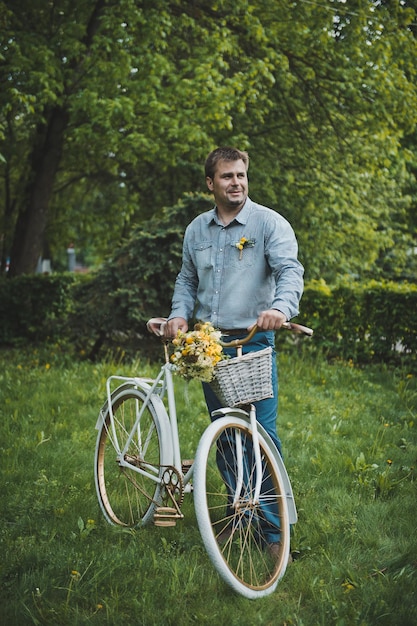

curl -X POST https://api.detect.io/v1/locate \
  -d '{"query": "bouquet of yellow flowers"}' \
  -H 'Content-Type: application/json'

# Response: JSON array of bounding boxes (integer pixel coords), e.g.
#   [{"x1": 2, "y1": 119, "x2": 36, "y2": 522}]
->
[{"x1": 170, "y1": 322, "x2": 225, "y2": 382}]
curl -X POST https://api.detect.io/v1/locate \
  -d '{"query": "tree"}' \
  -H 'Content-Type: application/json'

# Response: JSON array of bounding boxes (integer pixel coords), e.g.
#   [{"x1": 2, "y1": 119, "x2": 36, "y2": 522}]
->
[
  {"x1": 241, "y1": 0, "x2": 417, "y2": 280},
  {"x1": 1, "y1": 0, "x2": 107, "y2": 274},
  {"x1": 0, "y1": 0, "x2": 279, "y2": 275},
  {"x1": 1, "y1": 0, "x2": 416, "y2": 281}
]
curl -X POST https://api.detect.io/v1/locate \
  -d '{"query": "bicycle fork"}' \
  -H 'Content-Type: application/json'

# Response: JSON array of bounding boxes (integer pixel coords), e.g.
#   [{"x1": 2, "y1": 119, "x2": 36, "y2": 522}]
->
[{"x1": 232, "y1": 404, "x2": 263, "y2": 508}]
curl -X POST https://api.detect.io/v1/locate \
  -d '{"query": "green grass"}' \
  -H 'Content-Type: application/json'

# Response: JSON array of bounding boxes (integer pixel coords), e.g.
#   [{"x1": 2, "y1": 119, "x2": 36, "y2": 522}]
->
[{"x1": 0, "y1": 344, "x2": 416, "y2": 625}]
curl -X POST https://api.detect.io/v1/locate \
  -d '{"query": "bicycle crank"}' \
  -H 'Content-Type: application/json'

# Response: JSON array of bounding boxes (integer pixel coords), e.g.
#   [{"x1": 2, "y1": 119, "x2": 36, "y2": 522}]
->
[{"x1": 154, "y1": 466, "x2": 184, "y2": 527}]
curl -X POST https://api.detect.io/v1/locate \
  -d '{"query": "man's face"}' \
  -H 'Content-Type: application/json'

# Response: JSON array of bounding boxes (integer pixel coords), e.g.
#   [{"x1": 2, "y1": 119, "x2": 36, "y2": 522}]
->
[{"x1": 206, "y1": 158, "x2": 248, "y2": 211}]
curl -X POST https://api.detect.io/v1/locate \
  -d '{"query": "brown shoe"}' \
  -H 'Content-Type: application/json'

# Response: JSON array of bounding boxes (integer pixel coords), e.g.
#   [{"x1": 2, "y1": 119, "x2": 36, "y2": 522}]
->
[
  {"x1": 217, "y1": 527, "x2": 233, "y2": 543},
  {"x1": 267, "y1": 542, "x2": 293, "y2": 563}
]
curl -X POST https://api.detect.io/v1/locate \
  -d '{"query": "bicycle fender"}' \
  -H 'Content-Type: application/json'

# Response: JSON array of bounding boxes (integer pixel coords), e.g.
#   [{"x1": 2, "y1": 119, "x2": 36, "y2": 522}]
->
[
  {"x1": 209, "y1": 410, "x2": 297, "y2": 525},
  {"x1": 95, "y1": 376, "x2": 165, "y2": 431},
  {"x1": 95, "y1": 382, "x2": 138, "y2": 430},
  {"x1": 95, "y1": 387, "x2": 174, "y2": 469}
]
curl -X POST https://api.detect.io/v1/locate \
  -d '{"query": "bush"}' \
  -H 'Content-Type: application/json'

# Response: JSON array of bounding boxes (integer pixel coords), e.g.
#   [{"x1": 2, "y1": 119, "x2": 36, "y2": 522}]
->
[
  {"x1": 0, "y1": 273, "x2": 79, "y2": 345},
  {"x1": 295, "y1": 279, "x2": 417, "y2": 367},
  {"x1": 1, "y1": 195, "x2": 416, "y2": 369},
  {"x1": 63, "y1": 192, "x2": 212, "y2": 359}
]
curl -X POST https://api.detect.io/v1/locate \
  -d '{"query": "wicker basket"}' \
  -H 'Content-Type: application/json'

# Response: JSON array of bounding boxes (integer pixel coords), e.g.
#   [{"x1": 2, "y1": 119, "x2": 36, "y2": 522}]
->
[{"x1": 211, "y1": 347, "x2": 273, "y2": 407}]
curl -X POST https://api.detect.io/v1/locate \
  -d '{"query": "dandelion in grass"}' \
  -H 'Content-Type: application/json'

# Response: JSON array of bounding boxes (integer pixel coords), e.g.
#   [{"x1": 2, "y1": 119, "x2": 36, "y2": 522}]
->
[
  {"x1": 342, "y1": 581, "x2": 355, "y2": 593},
  {"x1": 170, "y1": 322, "x2": 226, "y2": 382}
]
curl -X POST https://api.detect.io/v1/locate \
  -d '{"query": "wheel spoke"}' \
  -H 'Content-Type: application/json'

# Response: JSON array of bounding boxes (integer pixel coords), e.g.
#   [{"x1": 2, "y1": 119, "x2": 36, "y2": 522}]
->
[
  {"x1": 95, "y1": 389, "x2": 164, "y2": 527},
  {"x1": 194, "y1": 417, "x2": 290, "y2": 598}
]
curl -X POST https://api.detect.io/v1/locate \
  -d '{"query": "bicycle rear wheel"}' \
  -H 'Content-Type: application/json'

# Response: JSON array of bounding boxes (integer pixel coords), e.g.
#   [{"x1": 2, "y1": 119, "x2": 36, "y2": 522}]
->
[
  {"x1": 193, "y1": 416, "x2": 290, "y2": 599},
  {"x1": 95, "y1": 387, "x2": 169, "y2": 527}
]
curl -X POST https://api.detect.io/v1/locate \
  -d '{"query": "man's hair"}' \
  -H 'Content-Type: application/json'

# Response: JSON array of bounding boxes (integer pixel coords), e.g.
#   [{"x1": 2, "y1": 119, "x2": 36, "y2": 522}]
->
[{"x1": 204, "y1": 147, "x2": 249, "y2": 180}]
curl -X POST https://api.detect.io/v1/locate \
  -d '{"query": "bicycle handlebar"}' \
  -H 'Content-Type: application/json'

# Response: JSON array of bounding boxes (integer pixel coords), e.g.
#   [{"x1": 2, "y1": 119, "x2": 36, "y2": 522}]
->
[{"x1": 146, "y1": 318, "x2": 313, "y2": 344}]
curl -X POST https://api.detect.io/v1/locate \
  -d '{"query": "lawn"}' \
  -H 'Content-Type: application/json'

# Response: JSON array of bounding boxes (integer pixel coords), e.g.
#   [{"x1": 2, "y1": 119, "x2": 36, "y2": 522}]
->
[{"x1": 1, "y1": 343, "x2": 416, "y2": 625}]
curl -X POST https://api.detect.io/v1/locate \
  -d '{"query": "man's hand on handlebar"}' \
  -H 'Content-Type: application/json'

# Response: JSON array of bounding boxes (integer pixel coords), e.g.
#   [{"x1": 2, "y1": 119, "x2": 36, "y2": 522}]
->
[
  {"x1": 249, "y1": 309, "x2": 287, "y2": 332},
  {"x1": 164, "y1": 317, "x2": 188, "y2": 338}
]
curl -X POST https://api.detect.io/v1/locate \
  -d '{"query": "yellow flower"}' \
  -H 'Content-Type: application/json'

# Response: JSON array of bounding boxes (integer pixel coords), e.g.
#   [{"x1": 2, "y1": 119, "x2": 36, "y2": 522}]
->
[
  {"x1": 342, "y1": 579, "x2": 356, "y2": 593},
  {"x1": 170, "y1": 322, "x2": 226, "y2": 382},
  {"x1": 234, "y1": 236, "x2": 256, "y2": 259}
]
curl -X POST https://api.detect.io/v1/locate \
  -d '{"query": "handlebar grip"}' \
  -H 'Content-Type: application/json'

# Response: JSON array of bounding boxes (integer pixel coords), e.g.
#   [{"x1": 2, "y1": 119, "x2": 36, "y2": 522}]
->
[
  {"x1": 220, "y1": 322, "x2": 313, "y2": 347},
  {"x1": 146, "y1": 317, "x2": 168, "y2": 337},
  {"x1": 282, "y1": 321, "x2": 314, "y2": 336}
]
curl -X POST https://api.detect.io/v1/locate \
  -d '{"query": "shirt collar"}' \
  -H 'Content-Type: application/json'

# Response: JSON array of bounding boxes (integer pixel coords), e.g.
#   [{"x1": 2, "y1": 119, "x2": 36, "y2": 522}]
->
[{"x1": 209, "y1": 197, "x2": 252, "y2": 226}]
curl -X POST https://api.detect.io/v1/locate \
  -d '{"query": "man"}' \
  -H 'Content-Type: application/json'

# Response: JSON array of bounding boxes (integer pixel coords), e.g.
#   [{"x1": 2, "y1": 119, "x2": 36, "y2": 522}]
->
[{"x1": 166, "y1": 146, "x2": 304, "y2": 457}]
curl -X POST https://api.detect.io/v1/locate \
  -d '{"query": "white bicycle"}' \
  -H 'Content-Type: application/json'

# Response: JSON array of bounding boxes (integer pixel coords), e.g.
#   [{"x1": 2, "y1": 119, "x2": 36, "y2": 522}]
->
[{"x1": 94, "y1": 318, "x2": 313, "y2": 599}]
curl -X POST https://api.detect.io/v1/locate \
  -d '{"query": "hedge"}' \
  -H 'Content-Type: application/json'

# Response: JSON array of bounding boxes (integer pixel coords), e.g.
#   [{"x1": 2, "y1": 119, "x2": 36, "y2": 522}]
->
[
  {"x1": 0, "y1": 273, "x2": 79, "y2": 345},
  {"x1": 292, "y1": 279, "x2": 417, "y2": 366},
  {"x1": 1, "y1": 273, "x2": 416, "y2": 369}
]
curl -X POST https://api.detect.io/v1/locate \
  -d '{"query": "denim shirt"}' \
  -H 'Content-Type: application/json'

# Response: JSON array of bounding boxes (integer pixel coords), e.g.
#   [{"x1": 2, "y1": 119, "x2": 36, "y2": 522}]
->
[{"x1": 169, "y1": 197, "x2": 304, "y2": 329}]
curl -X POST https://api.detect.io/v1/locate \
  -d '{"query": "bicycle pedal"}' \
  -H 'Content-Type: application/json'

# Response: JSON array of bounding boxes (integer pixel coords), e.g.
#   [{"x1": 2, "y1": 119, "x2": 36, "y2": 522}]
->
[
  {"x1": 181, "y1": 459, "x2": 194, "y2": 474},
  {"x1": 153, "y1": 506, "x2": 183, "y2": 527}
]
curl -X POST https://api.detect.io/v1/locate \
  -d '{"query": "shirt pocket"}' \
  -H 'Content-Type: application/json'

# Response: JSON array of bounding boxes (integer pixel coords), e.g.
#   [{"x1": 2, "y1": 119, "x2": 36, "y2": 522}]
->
[
  {"x1": 193, "y1": 241, "x2": 213, "y2": 269},
  {"x1": 228, "y1": 242, "x2": 256, "y2": 268}
]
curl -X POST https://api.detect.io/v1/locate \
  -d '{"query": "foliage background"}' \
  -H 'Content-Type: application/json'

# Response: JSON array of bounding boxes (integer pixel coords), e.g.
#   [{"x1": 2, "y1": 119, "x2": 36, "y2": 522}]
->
[
  {"x1": 2, "y1": 3, "x2": 417, "y2": 623},
  {"x1": 1, "y1": 0, "x2": 417, "y2": 281}
]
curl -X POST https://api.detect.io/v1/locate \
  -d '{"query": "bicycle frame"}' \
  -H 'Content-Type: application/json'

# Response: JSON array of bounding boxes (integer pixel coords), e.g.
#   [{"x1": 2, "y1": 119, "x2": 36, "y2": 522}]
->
[
  {"x1": 98, "y1": 366, "x2": 271, "y2": 509},
  {"x1": 98, "y1": 362, "x2": 194, "y2": 488},
  {"x1": 97, "y1": 317, "x2": 307, "y2": 523}
]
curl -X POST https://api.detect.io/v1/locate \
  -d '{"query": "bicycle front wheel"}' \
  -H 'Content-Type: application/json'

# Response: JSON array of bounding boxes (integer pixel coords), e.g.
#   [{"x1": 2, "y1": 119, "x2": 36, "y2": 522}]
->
[
  {"x1": 193, "y1": 416, "x2": 290, "y2": 599},
  {"x1": 95, "y1": 387, "x2": 169, "y2": 527}
]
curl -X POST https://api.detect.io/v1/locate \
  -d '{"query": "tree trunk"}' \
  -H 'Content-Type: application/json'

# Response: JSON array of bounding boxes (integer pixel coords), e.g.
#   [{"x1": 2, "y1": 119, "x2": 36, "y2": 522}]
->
[
  {"x1": 8, "y1": 0, "x2": 106, "y2": 277},
  {"x1": 9, "y1": 106, "x2": 69, "y2": 276}
]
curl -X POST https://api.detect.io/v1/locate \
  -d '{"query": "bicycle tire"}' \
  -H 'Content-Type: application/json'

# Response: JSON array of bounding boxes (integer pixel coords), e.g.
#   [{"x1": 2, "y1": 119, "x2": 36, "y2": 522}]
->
[
  {"x1": 95, "y1": 386, "x2": 171, "y2": 527},
  {"x1": 193, "y1": 415, "x2": 290, "y2": 599}
]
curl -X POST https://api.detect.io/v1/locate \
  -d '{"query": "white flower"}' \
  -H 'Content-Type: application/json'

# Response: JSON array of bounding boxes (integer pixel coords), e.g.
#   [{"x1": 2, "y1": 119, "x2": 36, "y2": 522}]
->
[{"x1": 170, "y1": 322, "x2": 225, "y2": 382}]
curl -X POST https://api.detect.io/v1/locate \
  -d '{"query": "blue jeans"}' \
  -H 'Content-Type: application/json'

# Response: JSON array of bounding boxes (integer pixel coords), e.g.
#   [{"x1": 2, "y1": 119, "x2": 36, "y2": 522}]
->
[{"x1": 202, "y1": 330, "x2": 282, "y2": 544}]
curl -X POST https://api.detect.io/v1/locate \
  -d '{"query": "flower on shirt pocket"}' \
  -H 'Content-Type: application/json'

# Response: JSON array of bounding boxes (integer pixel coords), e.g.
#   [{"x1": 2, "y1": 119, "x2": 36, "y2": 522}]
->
[
  {"x1": 193, "y1": 241, "x2": 213, "y2": 269},
  {"x1": 229, "y1": 237, "x2": 256, "y2": 267}
]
